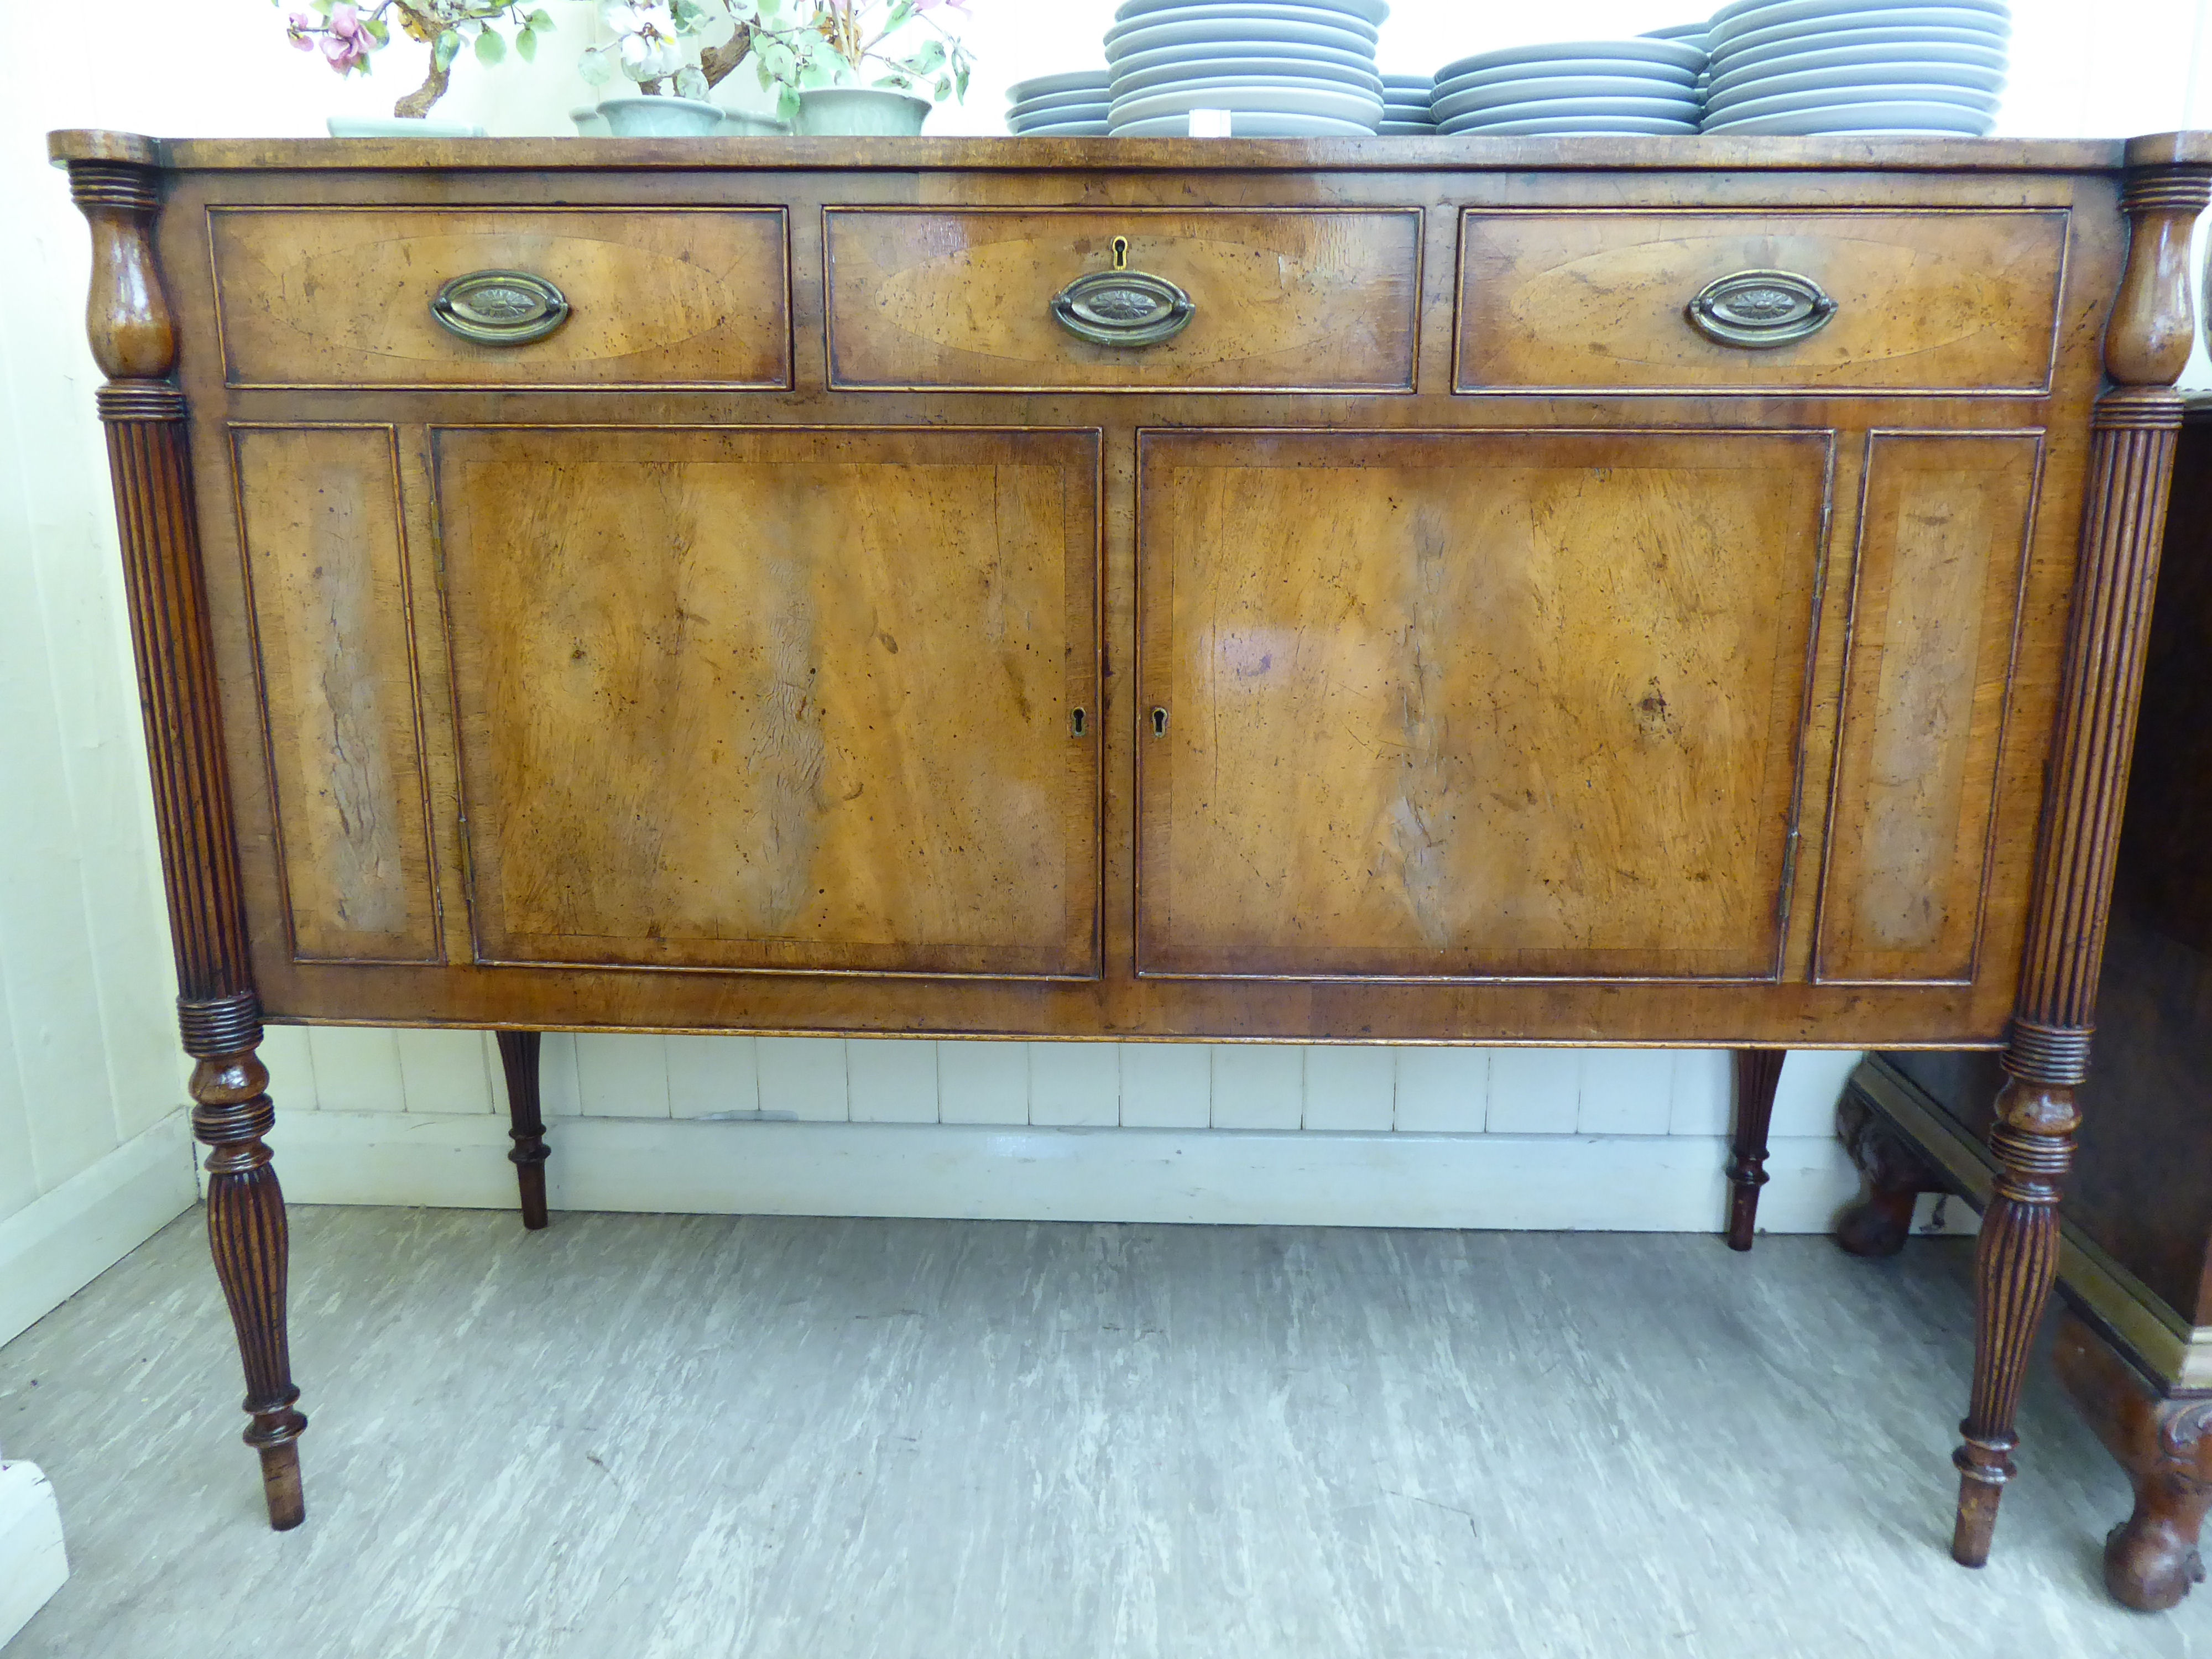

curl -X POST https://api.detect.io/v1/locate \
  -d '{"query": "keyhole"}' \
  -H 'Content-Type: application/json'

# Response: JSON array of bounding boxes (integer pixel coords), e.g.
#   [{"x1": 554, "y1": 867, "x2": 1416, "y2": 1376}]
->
[
  {"x1": 1112, "y1": 236, "x2": 1129, "y2": 271},
  {"x1": 1071, "y1": 707, "x2": 1086, "y2": 737},
  {"x1": 1151, "y1": 706, "x2": 1168, "y2": 737}
]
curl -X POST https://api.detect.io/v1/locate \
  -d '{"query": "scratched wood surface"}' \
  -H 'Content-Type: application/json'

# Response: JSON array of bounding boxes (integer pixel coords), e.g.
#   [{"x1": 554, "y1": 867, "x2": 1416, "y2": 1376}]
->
[
  {"x1": 1135, "y1": 428, "x2": 1832, "y2": 980},
  {"x1": 3, "y1": 1208, "x2": 2199, "y2": 1658},
  {"x1": 432, "y1": 425, "x2": 1102, "y2": 977},
  {"x1": 1455, "y1": 209, "x2": 2069, "y2": 393},
  {"x1": 232, "y1": 425, "x2": 441, "y2": 964},
  {"x1": 209, "y1": 207, "x2": 791, "y2": 388},
  {"x1": 825, "y1": 208, "x2": 1421, "y2": 390}
]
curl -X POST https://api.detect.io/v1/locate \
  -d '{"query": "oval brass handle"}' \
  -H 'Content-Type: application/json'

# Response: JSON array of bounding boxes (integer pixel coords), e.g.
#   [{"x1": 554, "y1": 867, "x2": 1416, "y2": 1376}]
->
[
  {"x1": 1052, "y1": 236, "x2": 1194, "y2": 348},
  {"x1": 1684, "y1": 269, "x2": 1837, "y2": 349},
  {"x1": 430, "y1": 269, "x2": 570, "y2": 347}
]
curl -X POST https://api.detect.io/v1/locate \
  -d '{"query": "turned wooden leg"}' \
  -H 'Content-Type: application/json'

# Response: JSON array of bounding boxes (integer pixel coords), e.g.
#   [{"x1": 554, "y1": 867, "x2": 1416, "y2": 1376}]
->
[
  {"x1": 1834, "y1": 1085, "x2": 1943, "y2": 1259},
  {"x1": 496, "y1": 1030, "x2": 550, "y2": 1230},
  {"x1": 191, "y1": 1029, "x2": 307, "y2": 1530},
  {"x1": 1724, "y1": 1048, "x2": 1785, "y2": 1251},
  {"x1": 2055, "y1": 1311, "x2": 2212, "y2": 1610}
]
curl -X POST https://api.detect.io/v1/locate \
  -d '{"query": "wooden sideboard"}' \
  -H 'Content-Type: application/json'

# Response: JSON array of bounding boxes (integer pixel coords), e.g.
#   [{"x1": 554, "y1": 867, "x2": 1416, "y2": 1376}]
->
[{"x1": 49, "y1": 128, "x2": 2211, "y2": 1583}]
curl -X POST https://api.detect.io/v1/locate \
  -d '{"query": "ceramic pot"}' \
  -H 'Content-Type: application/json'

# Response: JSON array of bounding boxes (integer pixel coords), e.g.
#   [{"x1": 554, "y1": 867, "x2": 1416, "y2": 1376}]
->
[
  {"x1": 326, "y1": 115, "x2": 485, "y2": 137},
  {"x1": 596, "y1": 95, "x2": 727, "y2": 137},
  {"x1": 720, "y1": 111, "x2": 791, "y2": 135},
  {"x1": 792, "y1": 87, "x2": 931, "y2": 135},
  {"x1": 570, "y1": 105, "x2": 611, "y2": 136}
]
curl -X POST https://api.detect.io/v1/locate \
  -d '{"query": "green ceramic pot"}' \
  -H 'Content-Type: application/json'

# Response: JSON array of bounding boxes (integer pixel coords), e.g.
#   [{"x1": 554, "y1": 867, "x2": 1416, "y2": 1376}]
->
[{"x1": 792, "y1": 88, "x2": 932, "y2": 136}]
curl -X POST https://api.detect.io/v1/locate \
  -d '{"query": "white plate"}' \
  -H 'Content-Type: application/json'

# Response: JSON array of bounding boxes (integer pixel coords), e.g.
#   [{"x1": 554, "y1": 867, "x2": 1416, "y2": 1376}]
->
[
  {"x1": 1437, "y1": 90, "x2": 1700, "y2": 123},
  {"x1": 1642, "y1": 22, "x2": 1710, "y2": 40},
  {"x1": 1708, "y1": 38, "x2": 2006, "y2": 94},
  {"x1": 1111, "y1": 34, "x2": 1379, "y2": 77},
  {"x1": 1005, "y1": 71, "x2": 1113, "y2": 101},
  {"x1": 1009, "y1": 107, "x2": 1112, "y2": 129},
  {"x1": 1106, "y1": 7, "x2": 1377, "y2": 54},
  {"x1": 1008, "y1": 86, "x2": 1119, "y2": 116},
  {"x1": 1430, "y1": 75, "x2": 1707, "y2": 116},
  {"x1": 1115, "y1": 0, "x2": 1387, "y2": 21},
  {"x1": 1383, "y1": 102, "x2": 1433, "y2": 116},
  {"x1": 1707, "y1": 61, "x2": 2003, "y2": 106},
  {"x1": 1433, "y1": 58, "x2": 1698, "y2": 97},
  {"x1": 1714, "y1": 7, "x2": 2007, "y2": 59},
  {"x1": 1712, "y1": 0, "x2": 2006, "y2": 32},
  {"x1": 1015, "y1": 121, "x2": 1114, "y2": 135},
  {"x1": 1440, "y1": 113, "x2": 1700, "y2": 134},
  {"x1": 1381, "y1": 72, "x2": 1432, "y2": 88},
  {"x1": 1111, "y1": 82, "x2": 1385, "y2": 122},
  {"x1": 1703, "y1": 98, "x2": 1992, "y2": 132},
  {"x1": 1436, "y1": 38, "x2": 1705, "y2": 80},
  {"x1": 1376, "y1": 119, "x2": 1434, "y2": 133},
  {"x1": 1112, "y1": 56, "x2": 1384, "y2": 95},
  {"x1": 1710, "y1": 24, "x2": 2008, "y2": 79},
  {"x1": 1109, "y1": 109, "x2": 1376, "y2": 134},
  {"x1": 1705, "y1": 79, "x2": 1997, "y2": 119}
]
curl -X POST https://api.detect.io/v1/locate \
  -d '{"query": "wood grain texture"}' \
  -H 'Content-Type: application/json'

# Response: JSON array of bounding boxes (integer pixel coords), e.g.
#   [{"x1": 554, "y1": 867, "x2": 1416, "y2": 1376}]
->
[
  {"x1": 825, "y1": 208, "x2": 1420, "y2": 391},
  {"x1": 209, "y1": 208, "x2": 791, "y2": 388},
  {"x1": 1135, "y1": 427, "x2": 1832, "y2": 980},
  {"x1": 432, "y1": 425, "x2": 1101, "y2": 978},
  {"x1": 1815, "y1": 432, "x2": 2041, "y2": 985},
  {"x1": 233, "y1": 426, "x2": 440, "y2": 964},
  {"x1": 1454, "y1": 210, "x2": 2068, "y2": 394}
]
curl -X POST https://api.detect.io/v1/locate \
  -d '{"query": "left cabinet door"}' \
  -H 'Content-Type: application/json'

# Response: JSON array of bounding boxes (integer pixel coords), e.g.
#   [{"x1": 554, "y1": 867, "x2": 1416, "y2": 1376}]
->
[{"x1": 431, "y1": 425, "x2": 1102, "y2": 978}]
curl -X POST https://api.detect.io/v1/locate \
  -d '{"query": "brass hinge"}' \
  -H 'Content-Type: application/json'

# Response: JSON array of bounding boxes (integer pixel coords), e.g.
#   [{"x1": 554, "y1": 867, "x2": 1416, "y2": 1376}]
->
[{"x1": 1775, "y1": 825, "x2": 1803, "y2": 930}]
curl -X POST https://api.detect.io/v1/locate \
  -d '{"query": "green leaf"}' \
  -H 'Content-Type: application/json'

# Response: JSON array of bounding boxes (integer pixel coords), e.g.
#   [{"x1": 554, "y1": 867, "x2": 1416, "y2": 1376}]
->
[
  {"x1": 954, "y1": 60, "x2": 968, "y2": 100},
  {"x1": 527, "y1": 8, "x2": 555, "y2": 30},
  {"x1": 513, "y1": 22, "x2": 535, "y2": 59},
  {"x1": 883, "y1": 0, "x2": 915, "y2": 30},
  {"x1": 933, "y1": 75, "x2": 949, "y2": 101},
  {"x1": 474, "y1": 24, "x2": 505, "y2": 63},
  {"x1": 433, "y1": 28, "x2": 463, "y2": 70},
  {"x1": 362, "y1": 15, "x2": 388, "y2": 43},
  {"x1": 907, "y1": 38, "x2": 945, "y2": 73},
  {"x1": 580, "y1": 43, "x2": 616, "y2": 84},
  {"x1": 776, "y1": 84, "x2": 802, "y2": 123}
]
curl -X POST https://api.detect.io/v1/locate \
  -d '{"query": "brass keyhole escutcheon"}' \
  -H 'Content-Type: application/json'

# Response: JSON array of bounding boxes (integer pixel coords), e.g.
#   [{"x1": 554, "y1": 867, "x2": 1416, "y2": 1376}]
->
[
  {"x1": 1112, "y1": 236, "x2": 1129, "y2": 270},
  {"x1": 1152, "y1": 707, "x2": 1168, "y2": 737},
  {"x1": 1071, "y1": 707, "x2": 1087, "y2": 738}
]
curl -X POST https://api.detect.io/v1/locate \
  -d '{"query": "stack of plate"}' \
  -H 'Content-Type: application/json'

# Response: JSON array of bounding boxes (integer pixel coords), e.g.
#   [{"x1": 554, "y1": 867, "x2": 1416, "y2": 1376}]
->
[
  {"x1": 1006, "y1": 71, "x2": 1114, "y2": 136},
  {"x1": 1642, "y1": 20, "x2": 1713, "y2": 106},
  {"x1": 1104, "y1": 0, "x2": 1388, "y2": 138},
  {"x1": 1380, "y1": 73, "x2": 1434, "y2": 133},
  {"x1": 1700, "y1": 0, "x2": 2010, "y2": 135},
  {"x1": 1431, "y1": 38, "x2": 1705, "y2": 135}
]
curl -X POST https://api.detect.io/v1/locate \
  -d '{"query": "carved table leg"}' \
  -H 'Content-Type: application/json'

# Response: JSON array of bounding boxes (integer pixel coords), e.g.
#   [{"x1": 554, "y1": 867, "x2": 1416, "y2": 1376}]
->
[
  {"x1": 2055, "y1": 1311, "x2": 2212, "y2": 1610},
  {"x1": 496, "y1": 1030, "x2": 550, "y2": 1230},
  {"x1": 65, "y1": 147, "x2": 309, "y2": 1528},
  {"x1": 1725, "y1": 1048, "x2": 1785, "y2": 1251},
  {"x1": 1834, "y1": 1086, "x2": 1942, "y2": 1259}
]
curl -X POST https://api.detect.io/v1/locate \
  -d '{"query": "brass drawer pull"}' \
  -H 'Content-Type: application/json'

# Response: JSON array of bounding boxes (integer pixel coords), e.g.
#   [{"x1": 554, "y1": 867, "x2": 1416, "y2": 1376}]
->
[
  {"x1": 430, "y1": 270, "x2": 570, "y2": 347},
  {"x1": 1685, "y1": 269, "x2": 1836, "y2": 349},
  {"x1": 1051, "y1": 236, "x2": 1194, "y2": 349}
]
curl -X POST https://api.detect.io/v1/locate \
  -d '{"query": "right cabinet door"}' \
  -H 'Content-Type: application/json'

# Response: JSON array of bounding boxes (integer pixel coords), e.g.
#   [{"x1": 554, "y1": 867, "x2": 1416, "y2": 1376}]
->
[{"x1": 1135, "y1": 427, "x2": 1833, "y2": 981}]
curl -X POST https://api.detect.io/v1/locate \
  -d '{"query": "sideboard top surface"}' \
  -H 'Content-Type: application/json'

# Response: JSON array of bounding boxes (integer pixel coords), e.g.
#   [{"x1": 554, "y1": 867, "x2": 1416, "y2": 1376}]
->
[{"x1": 48, "y1": 127, "x2": 2204, "y2": 178}]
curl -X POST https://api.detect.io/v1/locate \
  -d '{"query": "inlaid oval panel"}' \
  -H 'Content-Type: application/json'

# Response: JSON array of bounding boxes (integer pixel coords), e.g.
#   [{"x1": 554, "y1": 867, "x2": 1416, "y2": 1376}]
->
[
  {"x1": 827, "y1": 207, "x2": 1421, "y2": 390},
  {"x1": 1457, "y1": 208, "x2": 2067, "y2": 393},
  {"x1": 211, "y1": 207, "x2": 790, "y2": 387}
]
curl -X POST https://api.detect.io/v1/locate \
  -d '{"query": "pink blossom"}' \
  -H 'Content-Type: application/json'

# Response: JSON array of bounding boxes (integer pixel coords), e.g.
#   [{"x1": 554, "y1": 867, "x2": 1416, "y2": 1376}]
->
[
  {"x1": 286, "y1": 9, "x2": 316, "y2": 50},
  {"x1": 319, "y1": 3, "x2": 374, "y2": 73}
]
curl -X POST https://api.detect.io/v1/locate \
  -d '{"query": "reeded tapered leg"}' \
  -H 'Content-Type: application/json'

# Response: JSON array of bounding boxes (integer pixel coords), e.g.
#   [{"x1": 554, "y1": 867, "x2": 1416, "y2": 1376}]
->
[
  {"x1": 496, "y1": 1030, "x2": 550, "y2": 1229},
  {"x1": 1834, "y1": 1087, "x2": 1942, "y2": 1259},
  {"x1": 1724, "y1": 1048, "x2": 1785, "y2": 1251},
  {"x1": 191, "y1": 1037, "x2": 307, "y2": 1529}
]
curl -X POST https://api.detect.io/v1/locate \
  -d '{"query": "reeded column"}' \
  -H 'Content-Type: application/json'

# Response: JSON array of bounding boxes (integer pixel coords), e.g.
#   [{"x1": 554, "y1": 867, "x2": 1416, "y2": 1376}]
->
[
  {"x1": 59, "y1": 134, "x2": 308, "y2": 1530},
  {"x1": 1950, "y1": 134, "x2": 2212, "y2": 1569}
]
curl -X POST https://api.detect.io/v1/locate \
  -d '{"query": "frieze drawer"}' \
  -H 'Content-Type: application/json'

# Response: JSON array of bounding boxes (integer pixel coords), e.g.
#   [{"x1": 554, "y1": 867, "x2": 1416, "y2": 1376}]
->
[
  {"x1": 825, "y1": 206, "x2": 1422, "y2": 392},
  {"x1": 208, "y1": 205, "x2": 792, "y2": 389},
  {"x1": 1454, "y1": 207, "x2": 2069, "y2": 395}
]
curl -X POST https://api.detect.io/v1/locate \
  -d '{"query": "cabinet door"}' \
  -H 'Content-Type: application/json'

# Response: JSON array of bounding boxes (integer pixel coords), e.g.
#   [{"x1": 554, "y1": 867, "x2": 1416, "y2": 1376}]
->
[
  {"x1": 1136, "y1": 428, "x2": 1832, "y2": 980},
  {"x1": 434, "y1": 426, "x2": 1100, "y2": 978}
]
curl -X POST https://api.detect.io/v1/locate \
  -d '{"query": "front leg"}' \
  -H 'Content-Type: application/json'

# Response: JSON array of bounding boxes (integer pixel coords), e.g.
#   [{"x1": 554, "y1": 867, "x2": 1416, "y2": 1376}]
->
[
  {"x1": 496, "y1": 1030, "x2": 550, "y2": 1229},
  {"x1": 1724, "y1": 1048, "x2": 1785, "y2": 1251},
  {"x1": 2055, "y1": 1311, "x2": 2212, "y2": 1610}
]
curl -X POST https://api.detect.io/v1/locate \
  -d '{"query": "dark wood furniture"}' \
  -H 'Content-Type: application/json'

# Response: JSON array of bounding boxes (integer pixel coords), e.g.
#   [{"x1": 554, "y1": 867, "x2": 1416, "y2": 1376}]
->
[
  {"x1": 50, "y1": 129, "x2": 2209, "y2": 1586},
  {"x1": 1840, "y1": 399, "x2": 2212, "y2": 1610}
]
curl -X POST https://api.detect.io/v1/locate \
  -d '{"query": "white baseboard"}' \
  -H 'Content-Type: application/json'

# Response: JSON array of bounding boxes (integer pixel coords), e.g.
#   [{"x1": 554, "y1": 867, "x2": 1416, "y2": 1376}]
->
[
  {"x1": 0, "y1": 1112, "x2": 197, "y2": 1349},
  {"x1": 267, "y1": 1110, "x2": 1863, "y2": 1233},
  {"x1": 0, "y1": 1460, "x2": 68, "y2": 1647}
]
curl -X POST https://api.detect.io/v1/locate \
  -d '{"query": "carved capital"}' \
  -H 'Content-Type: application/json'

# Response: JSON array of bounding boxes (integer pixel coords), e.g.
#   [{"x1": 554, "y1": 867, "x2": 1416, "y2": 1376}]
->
[{"x1": 65, "y1": 159, "x2": 174, "y2": 383}]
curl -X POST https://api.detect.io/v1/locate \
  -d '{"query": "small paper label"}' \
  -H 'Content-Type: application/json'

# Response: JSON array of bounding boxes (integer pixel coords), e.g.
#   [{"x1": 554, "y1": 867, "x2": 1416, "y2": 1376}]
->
[{"x1": 1187, "y1": 108, "x2": 1233, "y2": 137}]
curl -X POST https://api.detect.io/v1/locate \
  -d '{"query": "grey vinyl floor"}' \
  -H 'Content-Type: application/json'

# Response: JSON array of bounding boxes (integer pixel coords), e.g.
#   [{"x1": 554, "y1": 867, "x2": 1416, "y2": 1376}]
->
[{"x1": 0, "y1": 1208, "x2": 2194, "y2": 1659}]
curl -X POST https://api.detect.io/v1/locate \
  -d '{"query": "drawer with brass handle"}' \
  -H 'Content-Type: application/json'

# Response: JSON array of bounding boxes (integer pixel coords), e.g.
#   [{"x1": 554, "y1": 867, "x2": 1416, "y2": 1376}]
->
[
  {"x1": 1454, "y1": 207, "x2": 2068, "y2": 394},
  {"x1": 825, "y1": 206, "x2": 1421, "y2": 392},
  {"x1": 208, "y1": 206, "x2": 791, "y2": 388}
]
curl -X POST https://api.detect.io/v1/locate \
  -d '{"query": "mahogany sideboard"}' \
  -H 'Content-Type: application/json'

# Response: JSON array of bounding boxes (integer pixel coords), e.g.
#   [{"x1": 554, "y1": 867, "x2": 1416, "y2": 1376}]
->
[{"x1": 48, "y1": 127, "x2": 2212, "y2": 1575}]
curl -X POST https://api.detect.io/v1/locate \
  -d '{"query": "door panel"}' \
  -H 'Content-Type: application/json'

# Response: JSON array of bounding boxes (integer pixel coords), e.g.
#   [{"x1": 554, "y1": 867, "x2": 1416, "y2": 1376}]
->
[
  {"x1": 433, "y1": 426, "x2": 1100, "y2": 977},
  {"x1": 1136, "y1": 428, "x2": 1833, "y2": 979},
  {"x1": 1814, "y1": 431, "x2": 2041, "y2": 984}
]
